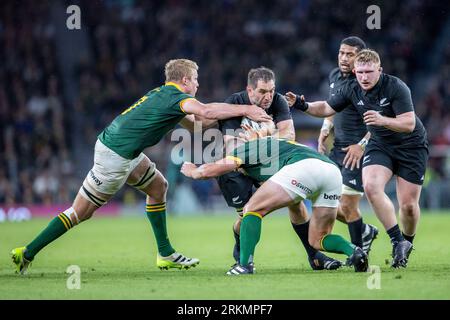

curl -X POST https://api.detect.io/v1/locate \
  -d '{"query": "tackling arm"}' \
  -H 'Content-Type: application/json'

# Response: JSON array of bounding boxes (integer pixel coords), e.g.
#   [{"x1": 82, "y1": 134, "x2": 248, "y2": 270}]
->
[
  {"x1": 182, "y1": 99, "x2": 272, "y2": 122},
  {"x1": 179, "y1": 114, "x2": 218, "y2": 132},
  {"x1": 274, "y1": 119, "x2": 295, "y2": 140},
  {"x1": 181, "y1": 158, "x2": 240, "y2": 180}
]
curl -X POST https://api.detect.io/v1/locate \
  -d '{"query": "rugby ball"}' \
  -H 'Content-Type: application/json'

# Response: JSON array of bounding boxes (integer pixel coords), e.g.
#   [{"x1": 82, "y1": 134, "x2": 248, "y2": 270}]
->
[{"x1": 241, "y1": 117, "x2": 275, "y2": 132}]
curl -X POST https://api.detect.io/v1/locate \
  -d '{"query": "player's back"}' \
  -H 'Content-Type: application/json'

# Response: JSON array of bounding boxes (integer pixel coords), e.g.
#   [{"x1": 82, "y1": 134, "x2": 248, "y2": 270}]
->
[
  {"x1": 229, "y1": 137, "x2": 335, "y2": 182},
  {"x1": 98, "y1": 83, "x2": 193, "y2": 159}
]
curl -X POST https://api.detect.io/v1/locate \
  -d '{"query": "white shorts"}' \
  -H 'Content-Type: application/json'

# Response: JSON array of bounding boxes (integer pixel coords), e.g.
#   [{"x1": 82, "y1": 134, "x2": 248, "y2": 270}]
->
[
  {"x1": 84, "y1": 139, "x2": 156, "y2": 196},
  {"x1": 269, "y1": 158, "x2": 342, "y2": 208}
]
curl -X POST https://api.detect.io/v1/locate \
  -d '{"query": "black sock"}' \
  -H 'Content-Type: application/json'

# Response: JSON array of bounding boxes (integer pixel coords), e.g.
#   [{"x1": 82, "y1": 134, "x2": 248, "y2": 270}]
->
[
  {"x1": 233, "y1": 228, "x2": 240, "y2": 248},
  {"x1": 387, "y1": 224, "x2": 404, "y2": 245},
  {"x1": 348, "y1": 218, "x2": 363, "y2": 248},
  {"x1": 402, "y1": 232, "x2": 415, "y2": 244},
  {"x1": 232, "y1": 228, "x2": 240, "y2": 262},
  {"x1": 291, "y1": 221, "x2": 317, "y2": 258}
]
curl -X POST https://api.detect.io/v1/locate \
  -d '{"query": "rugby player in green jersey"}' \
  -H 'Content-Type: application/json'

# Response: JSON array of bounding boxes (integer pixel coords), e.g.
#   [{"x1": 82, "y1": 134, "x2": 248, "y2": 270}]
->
[
  {"x1": 11, "y1": 59, "x2": 272, "y2": 274},
  {"x1": 181, "y1": 128, "x2": 369, "y2": 274}
]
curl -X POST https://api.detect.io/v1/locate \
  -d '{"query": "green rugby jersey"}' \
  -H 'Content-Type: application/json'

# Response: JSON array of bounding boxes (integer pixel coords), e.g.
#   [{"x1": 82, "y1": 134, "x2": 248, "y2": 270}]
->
[
  {"x1": 226, "y1": 137, "x2": 336, "y2": 181},
  {"x1": 98, "y1": 82, "x2": 194, "y2": 159}
]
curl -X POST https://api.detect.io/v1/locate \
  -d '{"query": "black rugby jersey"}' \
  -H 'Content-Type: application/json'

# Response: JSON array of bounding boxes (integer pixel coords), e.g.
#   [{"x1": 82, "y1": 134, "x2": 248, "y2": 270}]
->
[
  {"x1": 328, "y1": 68, "x2": 367, "y2": 148},
  {"x1": 219, "y1": 90, "x2": 292, "y2": 136},
  {"x1": 327, "y1": 74, "x2": 427, "y2": 148}
]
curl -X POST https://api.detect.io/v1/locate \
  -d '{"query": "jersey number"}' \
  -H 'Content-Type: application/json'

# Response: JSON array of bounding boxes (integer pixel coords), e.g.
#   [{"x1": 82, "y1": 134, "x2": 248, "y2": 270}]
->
[{"x1": 121, "y1": 96, "x2": 149, "y2": 115}]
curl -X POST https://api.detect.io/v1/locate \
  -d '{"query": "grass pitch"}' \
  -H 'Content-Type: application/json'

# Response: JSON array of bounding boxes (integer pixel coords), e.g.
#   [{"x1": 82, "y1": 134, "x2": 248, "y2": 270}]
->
[{"x1": 1, "y1": 211, "x2": 450, "y2": 299}]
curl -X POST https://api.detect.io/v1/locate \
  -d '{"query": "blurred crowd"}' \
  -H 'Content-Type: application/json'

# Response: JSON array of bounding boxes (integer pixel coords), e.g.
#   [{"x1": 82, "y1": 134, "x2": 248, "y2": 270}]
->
[
  {"x1": 0, "y1": 0, "x2": 449, "y2": 206},
  {"x1": 0, "y1": 1, "x2": 76, "y2": 205}
]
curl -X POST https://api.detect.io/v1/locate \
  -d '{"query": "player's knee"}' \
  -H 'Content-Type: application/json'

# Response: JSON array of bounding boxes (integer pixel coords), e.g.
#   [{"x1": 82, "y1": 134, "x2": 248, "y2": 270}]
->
[
  {"x1": 400, "y1": 202, "x2": 418, "y2": 217},
  {"x1": 146, "y1": 177, "x2": 168, "y2": 201},
  {"x1": 162, "y1": 178, "x2": 169, "y2": 191},
  {"x1": 243, "y1": 205, "x2": 269, "y2": 217},
  {"x1": 363, "y1": 181, "x2": 382, "y2": 200},
  {"x1": 339, "y1": 201, "x2": 359, "y2": 219}
]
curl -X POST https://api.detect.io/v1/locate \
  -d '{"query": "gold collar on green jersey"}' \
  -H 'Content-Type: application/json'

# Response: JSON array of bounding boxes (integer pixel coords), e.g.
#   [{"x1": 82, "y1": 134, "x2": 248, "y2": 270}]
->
[{"x1": 165, "y1": 81, "x2": 183, "y2": 92}]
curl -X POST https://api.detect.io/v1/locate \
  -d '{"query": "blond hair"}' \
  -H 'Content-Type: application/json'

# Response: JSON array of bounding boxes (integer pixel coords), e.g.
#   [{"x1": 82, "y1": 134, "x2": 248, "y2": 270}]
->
[
  {"x1": 165, "y1": 59, "x2": 198, "y2": 82},
  {"x1": 354, "y1": 49, "x2": 381, "y2": 66}
]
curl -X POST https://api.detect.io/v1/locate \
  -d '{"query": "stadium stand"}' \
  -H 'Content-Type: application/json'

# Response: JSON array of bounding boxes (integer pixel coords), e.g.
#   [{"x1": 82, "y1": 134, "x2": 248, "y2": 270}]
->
[{"x1": 1, "y1": 0, "x2": 449, "y2": 208}]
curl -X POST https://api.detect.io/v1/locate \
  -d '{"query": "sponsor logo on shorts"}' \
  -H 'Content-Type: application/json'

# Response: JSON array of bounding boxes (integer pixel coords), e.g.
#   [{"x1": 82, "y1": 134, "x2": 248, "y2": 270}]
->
[
  {"x1": 89, "y1": 170, "x2": 103, "y2": 186},
  {"x1": 291, "y1": 179, "x2": 312, "y2": 194},
  {"x1": 323, "y1": 193, "x2": 341, "y2": 200}
]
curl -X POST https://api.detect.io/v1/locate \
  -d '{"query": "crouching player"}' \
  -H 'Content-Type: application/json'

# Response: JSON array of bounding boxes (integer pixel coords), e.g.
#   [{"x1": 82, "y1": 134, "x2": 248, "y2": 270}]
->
[{"x1": 181, "y1": 130, "x2": 368, "y2": 275}]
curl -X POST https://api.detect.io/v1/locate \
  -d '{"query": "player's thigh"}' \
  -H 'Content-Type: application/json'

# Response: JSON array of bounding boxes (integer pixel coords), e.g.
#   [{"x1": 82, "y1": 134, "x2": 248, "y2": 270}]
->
[
  {"x1": 396, "y1": 176, "x2": 422, "y2": 208},
  {"x1": 362, "y1": 146, "x2": 393, "y2": 192},
  {"x1": 362, "y1": 164, "x2": 393, "y2": 196},
  {"x1": 216, "y1": 171, "x2": 254, "y2": 208},
  {"x1": 79, "y1": 139, "x2": 132, "y2": 209},
  {"x1": 244, "y1": 181, "x2": 295, "y2": 216}
]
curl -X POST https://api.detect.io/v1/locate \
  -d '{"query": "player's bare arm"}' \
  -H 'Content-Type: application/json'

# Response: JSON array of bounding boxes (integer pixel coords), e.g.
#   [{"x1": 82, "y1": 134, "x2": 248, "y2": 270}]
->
[
  {"x1": 181, "y1": 158, "x2": 239, "y2": 179},
  {"x1": 274, "y1": 119, "x2": 295, "y2": 140},
  {"x1": 318, "y1": 116, "x2": 335, "y2": 154},
  {"x1": 179, "y1": 114, "x2": 217, "y2": 132},
  {"x1": 284, "y1": 92, "x2": 336, "y2": 117},
  {"x1": 342, "y1": 131, "x2": 371, "y2": 170},
  {"x1": 182, "y1": 99, "x2": 272, "y2": 122},
  {"x1": 363, "y1": 110, "x2": 415, "y2": 133}
]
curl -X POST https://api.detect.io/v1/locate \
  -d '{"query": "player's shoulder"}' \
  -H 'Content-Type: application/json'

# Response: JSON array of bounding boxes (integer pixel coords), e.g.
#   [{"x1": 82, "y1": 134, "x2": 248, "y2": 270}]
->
[
  {"x1": 225, "y1": 90, "x2": 248, "y2": 104},
  {"x1": 328, "y1": 67, "x2": 341, "y2": 82},
  {"x1": 340, "y1": 76, "x2": 359, "y2": 94},
  {"x1": 272, "y1": 92, "x2": 289, "y2": 107},
  {"x1": 384, "y1": 73, "x2": 410, "y2": 88},
  {"x1": 382, "y1": 74, "x2": 411, "y2": 95}
]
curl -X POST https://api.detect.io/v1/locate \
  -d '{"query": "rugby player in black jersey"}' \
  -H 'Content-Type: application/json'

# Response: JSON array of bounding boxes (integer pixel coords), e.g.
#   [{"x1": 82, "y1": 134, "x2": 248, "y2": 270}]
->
[
  {"x1": 288, "y1": 49, "x2": 428, "y2": 268},
  {"x1": 286, "y1": 37, "x2": 379, "y2": 261},
  {"x1": 218, "y1": 67, "x2": 341, "y2": 270}
]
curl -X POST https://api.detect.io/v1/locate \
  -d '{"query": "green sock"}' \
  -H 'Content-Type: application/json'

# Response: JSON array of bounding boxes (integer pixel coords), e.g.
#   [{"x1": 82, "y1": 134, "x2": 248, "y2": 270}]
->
[
  {"x1": 321, "y1": 234, "x2": 355, "y2": 257},
  {"x1": 240, "y1": 212, "x2": 263, "y2": 266},
  {"x1": 146, "y1": 203, "x2": 175, "y2": 257},
  {"x1": 25, "y1": 213, "x2": 74, "y2": 260}
]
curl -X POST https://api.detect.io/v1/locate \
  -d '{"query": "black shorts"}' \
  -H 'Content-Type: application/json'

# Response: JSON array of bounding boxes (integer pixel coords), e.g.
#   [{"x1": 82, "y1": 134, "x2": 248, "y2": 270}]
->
[
  {"x1": 363, "y1": 142, "x2": 429, "y2": 185},
  {"x1": 216, "y1": 171, "x2": 257, "y2": 208},
  {"x1": 329, "y1": 147, "x2": 364, "y2": 193}
]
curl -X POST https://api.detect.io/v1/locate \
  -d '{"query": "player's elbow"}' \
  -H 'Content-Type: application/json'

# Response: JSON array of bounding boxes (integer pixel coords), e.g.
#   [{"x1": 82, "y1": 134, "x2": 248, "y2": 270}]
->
[
  {"x1": 405, "y1": 125, "x2": 415, "y2": 133},
  {"x1": 201, "y1": 106, "x2": 217, "y2": 119},
  {"x1": 403, "y1": 118, "x2": 415, "y2": 133}
]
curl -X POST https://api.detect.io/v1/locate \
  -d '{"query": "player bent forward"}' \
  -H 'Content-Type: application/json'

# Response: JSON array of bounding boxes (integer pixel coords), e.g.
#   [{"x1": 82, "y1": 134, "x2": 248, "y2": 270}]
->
[
  {"x1": 181, "y1": 135, "x2": 369, "y2": 274},
  {"x1": 11, "y1": 58, "x2": 271, "y2": 274}
]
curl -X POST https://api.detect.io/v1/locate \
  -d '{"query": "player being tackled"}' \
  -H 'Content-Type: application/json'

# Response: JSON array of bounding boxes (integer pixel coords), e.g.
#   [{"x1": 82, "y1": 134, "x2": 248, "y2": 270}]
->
[{"x1": 181, "y1": 125, "x2": 368, "y2": 275}]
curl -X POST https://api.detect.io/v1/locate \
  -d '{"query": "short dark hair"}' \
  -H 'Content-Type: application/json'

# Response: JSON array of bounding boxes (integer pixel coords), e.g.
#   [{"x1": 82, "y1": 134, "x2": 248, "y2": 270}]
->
[
  {"x1": 340, "y1": 36, "x2": 366, "y2": 52},
  {"x1": 247, "y1": 67, "x2": 275, "y2": 88}
]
